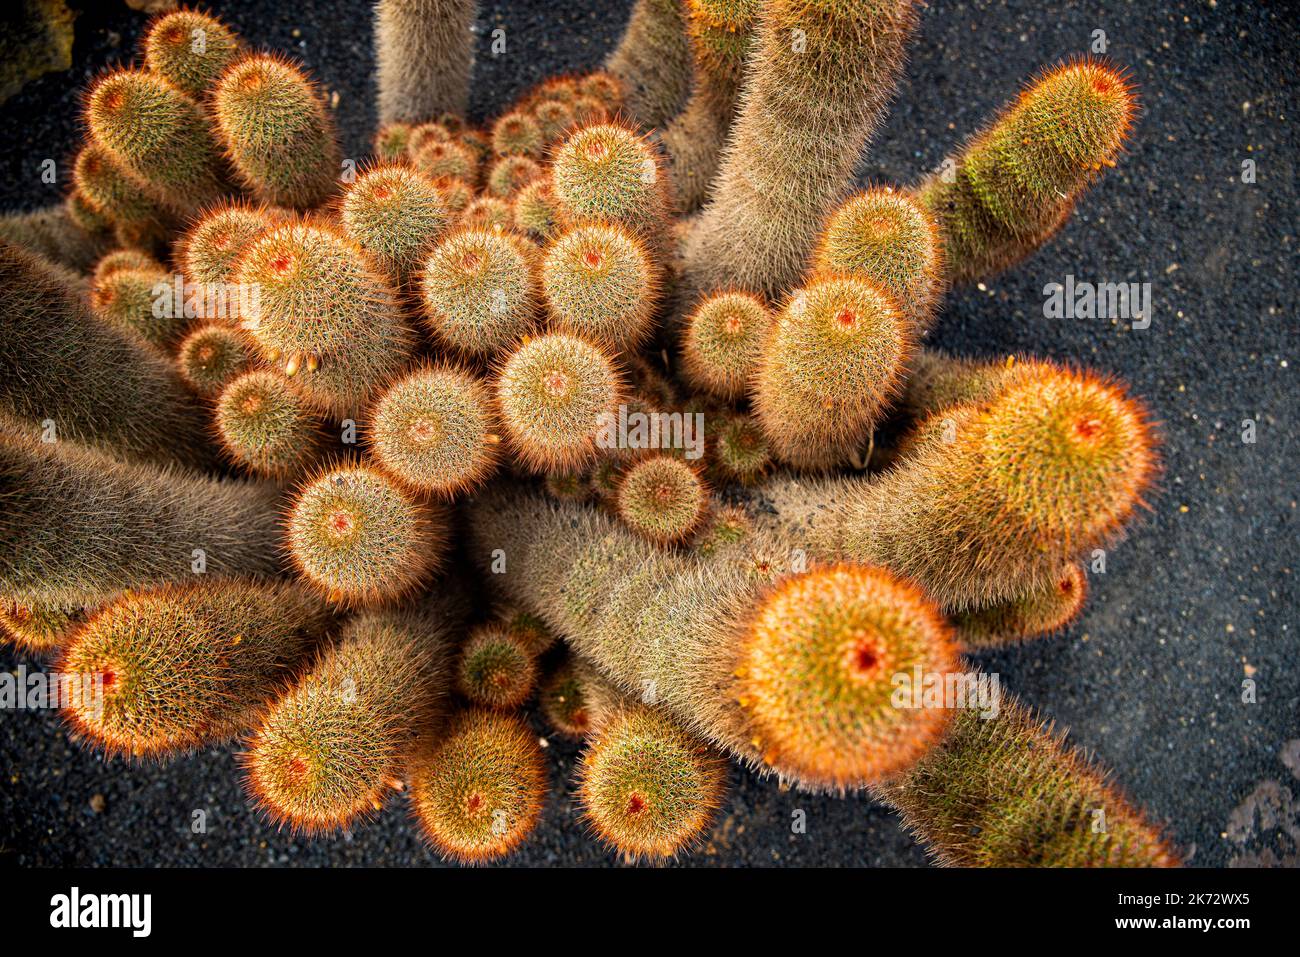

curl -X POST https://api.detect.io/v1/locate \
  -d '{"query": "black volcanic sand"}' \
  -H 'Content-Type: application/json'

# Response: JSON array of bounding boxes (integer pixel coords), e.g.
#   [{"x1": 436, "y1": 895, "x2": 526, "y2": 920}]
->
[{"x1": 1, "y1": 0, "x2": 1296, "y2": 868}]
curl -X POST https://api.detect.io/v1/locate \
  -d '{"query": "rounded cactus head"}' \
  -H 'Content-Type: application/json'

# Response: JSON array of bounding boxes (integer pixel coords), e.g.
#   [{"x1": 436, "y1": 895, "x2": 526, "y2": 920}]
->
[
  {"x1": 486, "y1": 155, "x2": 543, "y2": 199},
  {"x1": 460, "y1": 196, "x2": 514, "y2": 232},
  {"x1": 373, "y1": 121, "x2": 413, "y2": 161},
  {"x1": 368, "y1": 364, "x2": 500, "y2": 497},
  {"x1": 407, "y1": 121, "x2": 454, "y2": 155},
  {"x1": 692, "y1": 504, "x2": 753, "y2": 558},
  {"x1": 142, "y1": 9, "x2": 241, "y2": 98},
  {"x1": 177, "y1": 323, "x2": 252, "y2": 397},
  {"x1": 680, "y1": 290, "x2": 772, "y2": 400},
  {"x1": 578, "y1": 705, "x2": 726, "y2": 860},
  {"x1": 409, "y1": 709, "x2": 547, "y2": 864},
  {"x1": 91, "y1": 265, "x2": 177, "y2": 348},
  {"x1": 954, "y1": 563, "x2": 1088, "y2": 650},
  {"x1": 179, "y1": 201, "x2": 279, "y2": 288},
  {"x1": 976, "y1": 365, "x2": 1157, "y2": 548},
  {"x1": 435, "y1": 176, "x2": 474, "y2": 215},
  {"x1": 213, "y1": 54, "x2": 341, "y2": 209},
  {"x1": 494, "y1": 333, "x2": 621, "y2": 473},
  {"x1": 540, "y1": 659, "x2": 591, "y2": 738},
  {"x1": 501, "y1": 607, "x2": 558, "y2": 655},
  {"x1": 577, "y1": 71, "x2": 623, "y2": 111},
  {"x1": 340, "y1": 163, "x2": 449, "y2": 281},
  {"x1": 456, "y1": 623, "x2": 538, "y2": 710},
  {"x1": 532, "y1": 99, "x2": 576, "y2": 143},
  {"x1": 512, "y1": 178, "x2": 559, "y2": 241},
  {"x1": 419, "y1": 225, "x2": 538, "y2": 358},
  {"x1": 735, "y1": 564, "x2": 961, "y2": 790},
  {"x1": 286, "y1": 465, "x2": 445, "y2": 606},
  {"x1": 813, "y1": 187, "x2": 944, "y2": 333},
  {"x1": 73, "y1": 144, "x2": 165, "y2": 231},
  {"x1": 490, "y1": 110, "x2": 544, "y2": 158},
  {"x1": 411, "y1": 138, "x2": 477, "y2": 183},
  {"x1": 711, "y1": 413, "x2": 771, "y2": 484},
  {"x1": 215, "y1": 370, "x2": 321, "y2": 478},
  {"x1": 1, "y1": 600, "x2": 85, "y2": 657},
  {"x1": 550, "y1": 123, "x2": 668, "y2": 234},
  {"x1": 58, "y1": 582, "x2": 329, "y2": 759},
  {"x1": 92, "y1": 249, "x2": 162, "y2": 284},
  {"x1": 542, "y1": 222, "x2": 658, "y2": 352},
  {"x1": 616, "y1": 454, "x2": 708, "y2": 545},
  {"x1": 545, "y1": 468, "x2": 592, "y2": 502}
]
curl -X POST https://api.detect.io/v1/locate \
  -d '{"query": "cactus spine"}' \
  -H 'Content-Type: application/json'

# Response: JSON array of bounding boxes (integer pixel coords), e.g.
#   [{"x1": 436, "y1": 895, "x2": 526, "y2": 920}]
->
[
  {"x1": 59, "y1": 581, "x2": 331, "y2": 759},
  {"x1": 952, "y1": 564, "x2": 1087, "y2": 650},
  {"x1": 615, "y1": 454, "x2": 708, "y2": 545},
  {"x1": 244, "y1": 591, "x2": 464, "y2": 831},
  {"x1": 541, "y1": 222, "x2": 659, "y2": 352},
  {"x1": 679, "y1": 290, "x2": 771, "y2": 401},
  {"x1": 340, "y1": 164, "x2": 449, "y2": 283},
  {"x1": 679, "y1": 0, "x2": 919, "y2": 299},
  {"x1": 375, "y1": 0, "x2": 478, "y2": 125},
  {"x1": 0, "y1": 600, "x2": 85, "y2": 657}
]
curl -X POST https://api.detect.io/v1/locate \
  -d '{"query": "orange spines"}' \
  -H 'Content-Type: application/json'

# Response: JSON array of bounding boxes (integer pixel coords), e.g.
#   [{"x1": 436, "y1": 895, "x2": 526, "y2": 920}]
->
[
  {"x1": 367, "y1": 364, "x2": 500, "y2": 497},
  {"x1": 615, "y1": 454, "x2": 708, "y2": 545},
  {"x1": 491, "y1": 110, "x2": 544, "y2": 159},
  {"x1": 418, "y1": 225, "x2": 539, "y2": 358},
  {"x1": 679, "y1": 290, "x2": 771, "y2": 400},
  {"x1": 486, "y1": 155, "x2": 544, "y2": 199},
  {"x1": 549, "y1": 122, "x2": 671, "y2": 245},
  {"x1": 541, "y1": 221, "x2": 659, "y2": 352},
  {"x1": 285, "y1": 464, "x2": 447, "y2": 606},
  {"x1": 812, "y1": 187, "x2": 945, "y2": 335},
  {"x1": 91, "y1": 263, "x2": 179, "y2": 349},
  {"x1": 409, "y1": 709, "x2": 547, "y2": 864},
  {"x1": 72, "y1": 143, "x2": 169, "y2": 241},
  {"x1": 917, "y1": 58, "x2": 1137, "y2": 283},
  {"x1": 236, "y1": 220, "x2": 415, "y2": 415},
  {"x1": 215, "y1": 370, "x2": 322, "y2": 479},
  {"x1": 340, "y1": 163, "x2": 449, "y2": 283},
  {"x1": 213, "y1": 54, "x2": 341, "y2": 209},
  {"x1": 243, "y1": 592, "x2": 463, "y2": 832},
  {"x1": 460, "y1": 196, "x2": 514, "y2": 231},
  {"x1": 178, "y1": 201, "x2": 280, "y2": 290},
  {"x1": 411, "y1": 137, "x2": 477, "y2": 183},
  {"x1": 539, "y1": 657, "x2": 591, "y2": 738},
  {"x1": 494, "y1": 333, "x2": 621, "y2": 473},
  {"x1": 953, "y1": 563, "x2": 1088, "y2": 650},
  {"x1": 84, "y1": 68, "x2": 227, "y2": 215},
  {"x1": 59, "y1": 581, "x2": 331, "y2": 759},
  {"x1": 0, "y1": 600, "x2": 85, "y2": 658},
  {"x1": 512, "y1": 177, "x2": 560, "y2": 241},
  {"x1": 177, "y1": 323, "x2": 253, "y2": 397},
  {"x1": 752, "y1": 275, "x2": 913, "y2": 470},
  {"x1": 455, "y1": 622, "x2": 539, "y2": 710}
]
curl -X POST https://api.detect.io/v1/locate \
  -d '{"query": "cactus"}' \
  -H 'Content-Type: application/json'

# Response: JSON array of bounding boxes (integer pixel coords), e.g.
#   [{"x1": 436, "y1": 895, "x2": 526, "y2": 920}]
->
[
  {"x1": 0, "y1": 600, "x2": 85, "y2": 657},
  {"x1": 549, "y1": 123, "x2": 671, "y2": 245},
  {"x1": 0, "y1": 243, "x2": 211, "y2": 468},
  {"x1": 468, "y1": 486, "x2": 959, "y2": 791},
  {"x1": 213, "y1": 54, "x2": 341, "y2": 210},
  {"x1": 419, "y1": 225, "x2": 538, "y2": 358},
  {"x1": 373, "y1": 122, "x2": 414, "y2": 162},
  {"x1": 59, "y1": 580, "x2": 331, "y2": 759},
  {"x1": 812, "y1": 187, "x2": 945, "y2": 335},
  {"x1": 215, "y1": 370, "x2": 322, "y2": 479},
  {"x1": 72, "y1": 143, "x2": 170, "y2": 244},
  {"x1": 752, "y1": 275, "x2": 912, "y2": 471},
  {"x1": 486, "y1": 155, "x2": 543, "y2": 198},
  {"x1": 85, "y1": 69, "x2": 227, "y2": 215},
  {"x1": 459, "y1": 196, "x2": 513, "y2": 231},
  {"x1": 494, "y1": 333, "x2": 621, "y2": 473},
  {"x1": 679, "y1": 290, "x2": 771, "y2": 401},
  {"x1": 541, "y1": 222, "x2": 658, "y2": 352},
  {"x1": 679, "y1": 0, "x2": 919, "y2": 299},
  {"x1": 760, "y1": 364, "x2": 1158, "y2": 610},
  {"x1": 709, "y1": 413, "x2": 770, "y2": 484},
  {"x1": 0, "y1": 203, "x2": 108, "y2": 273},
  {"x1": 408, "y1": 708, "x2": 547, "y2": 863},
  {"x1": 539, "y1": 657, "x2": 591, "y2": 738},
  {"x1": 662, "y1": 0, "x2": 762, "y2": 212},
  {"x1": 142, "y1": 9, "x2": 241, "y2": 99},
  {"x1": 375, "y1": 0, "x2": 477, "y2": 125},
  {"x1": 286, "y1": 464, "x2": 446, "y2": 606},
  {"x1": 456, "y1": 622, "x2": 538, "y2": 710},
  {"x1": 236, "y1": 221, "x2": 415, "y2": 415},
  {"x1": 879, "y1": 695, "x2": 1178, "y2": 867},
  {"x1": 499, "y1": 605, "x2": 558, "y2": 655},
  {"x1": 512, "y1": 178, "x2": 560, "y2": 241},
  {"x1": 491, "y1": 111, "x2": 544, "y2": 159},
  {"x1": 177, "y1": 201, "x2": 280, "y2": 293},
  {"x1": 244, "y1": 591, "x2": 464, "y2": 831},
  {"x1": 340, "y1": 163, "x2": 449, "y2": 283},
  {"x1": 0, "y1": 430, "x2": 283, "y2": 608},
  {"x1": 952, "y1": 564, "x2": 1088, "y2": 651},
  {"x1": 916, "y1": 59, "x2": 1136, "y2": 284},
  {"x1": 615, "y1": 454, "x2": 708, "y2": 545},
  {"x1": 368, "y1": 364, "x2": 500, "y2": 497},
  {"x1": 93, "y1": 248, "x2": 162, "y2": 283},
  {"x1": 578, "y1": 696, "x2": 727, "y2": 861},
  {"x1": 91, "y1": 264, "x2": 180, "y2": 349},
  {"x1": 532, "y1": 99, "x2": 576, "y2": 145},
  {"x1": 606, "y1": 0, "x2": 694, "y2": 129},
  {"x1": 177, "y1": 324, "x2": 253, "y2": 397},
  {"x1": 412, "y1": 139, "x2": 478, "y2": 184},
  {"x1": 691, "y1": 503, "x2": 752, "y2": 558}
]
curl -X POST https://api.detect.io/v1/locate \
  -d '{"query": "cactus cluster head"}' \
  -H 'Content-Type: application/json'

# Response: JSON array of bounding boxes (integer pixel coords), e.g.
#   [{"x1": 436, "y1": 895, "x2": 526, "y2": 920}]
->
[
  {"x1": 679, "y1": 290, "x2": 771, "y2": 400},
  {"x1": 615, "y1": 454, "x2": 708, "y2": 545},
  {"x1": 456, "y1": 623, "x2": 539, "y2": 710},
  {"x1": 340, "y1": 164, "x2": 449, "y2": 282},
  {"x1": 142, "y1": 9, "x2": 242, "y2": 99},
  {"x1": 177, "y1": 323, "x2": 253, "y2": 397},
  {"x1": 541, "y1": 222, "x2": 658, "y2": 351},
  {"x1": 215, "y1": 370, "x2": 322, "y2": 478}
]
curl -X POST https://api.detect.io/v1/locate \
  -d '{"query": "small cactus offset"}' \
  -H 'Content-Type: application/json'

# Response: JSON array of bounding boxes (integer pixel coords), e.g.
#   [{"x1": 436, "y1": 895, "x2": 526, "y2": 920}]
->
[{"x1": 0, "y1": 2, "x2": 1181, "y2": 870}]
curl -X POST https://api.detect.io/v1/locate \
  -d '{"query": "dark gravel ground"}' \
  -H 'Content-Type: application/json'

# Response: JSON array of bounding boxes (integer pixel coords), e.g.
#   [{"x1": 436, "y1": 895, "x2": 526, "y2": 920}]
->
[{"x1": 1, "y1": 0, "x2": 1296, "y2": 868}]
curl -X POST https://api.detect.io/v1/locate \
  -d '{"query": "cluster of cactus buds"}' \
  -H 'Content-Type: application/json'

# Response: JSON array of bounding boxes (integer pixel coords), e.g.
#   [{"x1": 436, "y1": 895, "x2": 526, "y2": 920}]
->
[{"x1": 0, "y1": 2, "x2": 1172, "y2": 868}]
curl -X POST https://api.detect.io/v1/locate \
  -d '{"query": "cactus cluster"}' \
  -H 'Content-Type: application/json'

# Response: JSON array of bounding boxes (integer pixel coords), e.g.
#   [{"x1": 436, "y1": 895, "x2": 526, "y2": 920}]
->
[{"x1": 0, "y1": 2, "x2": 1175, "y2": 868}]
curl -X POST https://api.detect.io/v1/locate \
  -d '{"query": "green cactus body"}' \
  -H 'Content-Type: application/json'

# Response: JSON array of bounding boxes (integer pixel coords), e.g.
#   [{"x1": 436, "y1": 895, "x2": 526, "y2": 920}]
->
[
  {"x1": 491, "y1": 110, "x2": 544, "y2": 159},
  {"x1": 615, "y1": 453, "x2": 708, "y2": 544},
  {"x1": 91, "y1": 265, "x2": 180, "y2": 349},
  {"x1": 605, "y1": 0, "x2": 694, "y2": 129},
  {"x1": 59, "y1": 580, "x2": 331, "y2": 759},
  {"x1": 541, "y1": 222, "x2": 658, "y2": 352},
  {"x1": 215, "y1": 370, "x2": 322, "y2": 479},
  {"x1": 512, "y1": 178, "x2": 560, "y2": 241},
  {"x1": 550, "y1": 124, "x2": 671, "y2": 248},
  {"x1": 73, "y1": 143, "x2": 169, "y2": 241},
  {"x1": 0, "y1": 600, "x2": 86, "y2": 657},
  {"x1": 245, "y1": 591, "x2": 465, "y2": 831},
  {"x1": 679, "y1": 290, "x2": 771, "y2": 400},
  {"x1": 177, "y1": 324, "x2": 254, "y2": 398},
  {"x1": 142, "y1": 9, "x2": 241, "y2": 99},
  {"x1": 486, "y1": 155, "x2": 543, "y2": 198},
  {"x1": 879, "y1": 695, "x2": 1178, "y2": 867},
  {"x1": 953, "y1": 564, "x2": 1088, "y2": 651},
  {"x1": 341, "y1": 164, "x2": 449, "y2": 283},
  {"x1": 456, "y1": 622, "x2": 538, "y2": 710}
]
